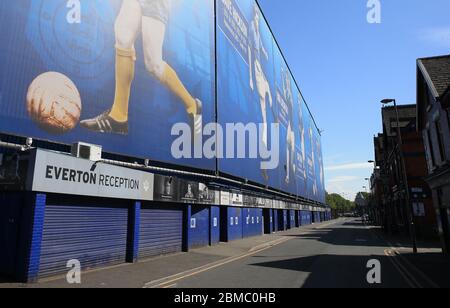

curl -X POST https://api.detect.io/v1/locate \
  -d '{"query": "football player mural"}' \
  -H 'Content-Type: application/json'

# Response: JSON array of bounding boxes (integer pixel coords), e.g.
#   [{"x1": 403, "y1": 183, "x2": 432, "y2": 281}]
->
[
  {"x1": 248, "y1": 3, "x2": 276, "y2": 181},
  {"x1": 80, "y1": 0, "x2": 203, "y2": 139},
  {"x1": 0, "y1": 0, "x2": 326, "y2": 203},
  {"x1": 0, "y1": 0, "x2": 215, "y2": 171}
]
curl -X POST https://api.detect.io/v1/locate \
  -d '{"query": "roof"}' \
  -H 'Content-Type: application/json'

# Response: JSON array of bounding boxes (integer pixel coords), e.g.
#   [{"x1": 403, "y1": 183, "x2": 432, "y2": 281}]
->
[
  {"x1": 418, "y1": 55, "x2": 450, "y2": 99},
  {"x1": 381, "y1": 104, "x2": 416, "y2": 137}
]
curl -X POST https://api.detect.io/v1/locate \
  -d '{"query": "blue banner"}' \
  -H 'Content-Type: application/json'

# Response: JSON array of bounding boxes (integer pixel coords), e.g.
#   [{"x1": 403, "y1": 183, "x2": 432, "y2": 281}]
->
[
  {"x1": 216, "y1": 0, "x2": 325, "y2": 203},
  {"x1": 0, "y1": 0, "x2": 215, "y2": 170}
]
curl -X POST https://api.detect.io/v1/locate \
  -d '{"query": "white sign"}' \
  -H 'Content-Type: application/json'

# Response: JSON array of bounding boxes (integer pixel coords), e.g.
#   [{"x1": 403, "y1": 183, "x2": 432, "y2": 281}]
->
[
  {"x1": 230, "y1": 192, "x2": 244, "y2": 206},
  {"x1": 221, "y1": 191, "x2": 230, "y2": 206},
  {"x1": 28, "y1": 149, "x2": 154, "y2": 201},
  {"x1": 413, "y1": 202, "x2": 426, "y2": 217}
]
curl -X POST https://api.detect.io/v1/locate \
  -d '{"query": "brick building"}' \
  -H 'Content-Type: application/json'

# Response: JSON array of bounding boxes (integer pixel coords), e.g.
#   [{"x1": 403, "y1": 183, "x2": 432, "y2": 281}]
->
[
  {"x1": 417, "y1": 55, "x2": 450, "y2": 254},
  {"x1": 371, "y1": 105, "x2": 437, "y2": 238}
]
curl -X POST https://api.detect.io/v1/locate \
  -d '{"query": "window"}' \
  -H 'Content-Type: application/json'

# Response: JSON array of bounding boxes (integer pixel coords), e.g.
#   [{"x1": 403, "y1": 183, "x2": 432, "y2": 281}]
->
[
  {"x1": 436, "y1": 121, "x2": 447, "y2": 163},
  {"x1": 427, "y1": 129, "x2": 436, "y2": 167},
  {"x1": 412, "y1": 202, "x2": 426, "y2": 217}
]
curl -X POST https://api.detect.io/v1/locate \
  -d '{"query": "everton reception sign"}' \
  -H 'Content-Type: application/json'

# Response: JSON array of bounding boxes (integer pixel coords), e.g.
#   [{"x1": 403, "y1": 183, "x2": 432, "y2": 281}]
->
[{"x1": 27, "y1": 149, "x2": 155, "y2": 201}]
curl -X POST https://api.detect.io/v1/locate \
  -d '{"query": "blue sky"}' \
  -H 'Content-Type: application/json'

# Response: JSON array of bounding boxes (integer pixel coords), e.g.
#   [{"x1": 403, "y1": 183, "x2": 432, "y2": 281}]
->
[{"x1": 258, "y1": 0, "x2": 450, "y2": 200}]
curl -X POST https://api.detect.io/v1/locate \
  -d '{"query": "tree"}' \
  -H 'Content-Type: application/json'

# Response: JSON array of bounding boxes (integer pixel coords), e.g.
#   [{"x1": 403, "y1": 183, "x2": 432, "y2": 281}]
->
[{"x1": 326, "y1": 192, "x2": 355, "y2": 214}]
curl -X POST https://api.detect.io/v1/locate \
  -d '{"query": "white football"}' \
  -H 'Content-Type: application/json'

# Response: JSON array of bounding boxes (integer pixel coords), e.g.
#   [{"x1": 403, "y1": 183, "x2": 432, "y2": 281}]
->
[{"x1": 26, "y1": 72, "x2": 82, "y2": 134}]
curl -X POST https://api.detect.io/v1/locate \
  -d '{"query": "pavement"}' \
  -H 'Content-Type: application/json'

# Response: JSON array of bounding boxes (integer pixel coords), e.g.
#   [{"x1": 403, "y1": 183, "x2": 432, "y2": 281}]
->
[
  {"x1": 1, "y1": 217, "x2": 449, "y2": 288},
  {"x1": 373, "y1": 228, "x2": 450, "y2": 288}
]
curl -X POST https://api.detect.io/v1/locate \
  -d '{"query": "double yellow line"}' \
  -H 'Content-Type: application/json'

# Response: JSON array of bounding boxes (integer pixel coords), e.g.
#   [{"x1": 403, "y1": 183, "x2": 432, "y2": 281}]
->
[{"x1": 384, "y1": 248, "x2": 439, "y2": 288}]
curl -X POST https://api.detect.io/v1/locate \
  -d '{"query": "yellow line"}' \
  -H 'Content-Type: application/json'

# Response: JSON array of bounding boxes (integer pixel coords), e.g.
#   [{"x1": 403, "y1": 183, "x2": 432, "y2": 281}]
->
[
  {"x1": 146, "y1": 237, "x2": 292, "y2": 288},
  {"x1": 384, "y1": 249, "x2": 421, "y2": 288},
  {"x1": 384, "y1": 249, "x2": 414, "y2": 288},
  {"x1": 393, "y1": 250, "x2": 440, "y2": 288},
  {"x1": 384, "y1": 239, "x2": 439, "y2": 288}
]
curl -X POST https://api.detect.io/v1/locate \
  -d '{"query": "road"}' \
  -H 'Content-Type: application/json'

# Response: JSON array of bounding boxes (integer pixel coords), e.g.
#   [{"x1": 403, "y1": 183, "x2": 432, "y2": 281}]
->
[
  {"x1": 3, "y1": 218, "x2": 441, "y2": 288},
  {"x1": 148, "y1": 218, "x2": 429, "y2": 288}
]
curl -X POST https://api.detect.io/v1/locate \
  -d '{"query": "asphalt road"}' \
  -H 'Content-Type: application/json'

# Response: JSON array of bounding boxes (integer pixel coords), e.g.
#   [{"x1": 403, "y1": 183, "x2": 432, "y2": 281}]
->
[
  {"x1": 3, "y1": 218, "x2": 442, "y2": 288},
  {"x1": 151, "y1": 218, "x2": 417, "y2": 288}
]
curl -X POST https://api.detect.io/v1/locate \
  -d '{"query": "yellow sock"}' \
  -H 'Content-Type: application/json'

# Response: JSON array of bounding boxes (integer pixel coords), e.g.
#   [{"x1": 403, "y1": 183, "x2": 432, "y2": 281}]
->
[
  {"x1": 109, "y1": 47, "x2": 136, "y2": 122},
  {"x1": 161, "y1": 64, "x2": 197, "y2": 115}
]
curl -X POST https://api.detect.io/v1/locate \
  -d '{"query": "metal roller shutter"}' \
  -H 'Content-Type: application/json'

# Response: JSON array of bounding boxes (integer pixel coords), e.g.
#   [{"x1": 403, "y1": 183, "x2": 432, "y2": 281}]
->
[
  {"x1": 139, "y1": 206, "x2": 183, "y2": 259},
  {"x1": 39, "y1": 205, "x2": 128, "y2": 278}
]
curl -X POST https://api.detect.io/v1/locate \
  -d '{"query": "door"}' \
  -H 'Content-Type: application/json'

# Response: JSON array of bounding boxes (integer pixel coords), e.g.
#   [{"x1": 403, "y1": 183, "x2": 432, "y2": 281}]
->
[
  {"x1": 139, "y1": 204, "x2": 183, "y2": 259},
  {"x1": 0, "y1": 193, "x2": 22, "y2": 277},
  {"x1": 39, "y1": 203, "x2": 128, "y2": 278},
  {"x1": 189, "y1": 206, "x2": 210, "y2": 249},
  {"x1": 210, "y1": 206, "x2": 220, "y2": 246}
]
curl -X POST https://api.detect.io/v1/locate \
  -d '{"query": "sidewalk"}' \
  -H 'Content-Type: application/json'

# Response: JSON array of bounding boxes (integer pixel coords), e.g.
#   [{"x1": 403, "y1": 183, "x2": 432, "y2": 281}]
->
[
  {"x1": 371, "y1": 225, "x2": 450, "y2": 288},
  {"x1": 0, "y1": 220, "x2": 339, "y2": 288}
]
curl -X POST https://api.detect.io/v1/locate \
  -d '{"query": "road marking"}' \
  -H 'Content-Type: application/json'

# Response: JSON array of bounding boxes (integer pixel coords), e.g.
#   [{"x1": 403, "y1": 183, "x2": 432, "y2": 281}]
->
[
  {"x1": 368, "y1": 226, "x2": 440, "y2": 288},
  {"x1": 384, "y1": 249, "x2": 422, "y2": 288},
  {"x1": 384, "y1": 239, "x2": 440, "y2": 288},
  {"x1": 384, "y1": 249, "x2": 416, "y2": 288},
  {"x1": 143, "y1": 237, "x2": 293, "y2": 288},
  {"x1": 392, "y1": 250, "x2": 440, "y2": 288}
]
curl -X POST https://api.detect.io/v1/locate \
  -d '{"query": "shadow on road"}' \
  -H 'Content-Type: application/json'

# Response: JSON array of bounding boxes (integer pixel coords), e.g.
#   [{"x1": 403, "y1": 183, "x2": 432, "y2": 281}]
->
[
  {"x1": 395, "y1": 252, "x2": 450, "y2": 288},
  {"x1": 251, "y1": 219, "x2": 448, "y2": 288},
  {"x1": 250, "y1": 254, "x2": 407, "y2": 288},
  {"x1": 284, "y1": 220, "x2": 387, "y2": 248}
]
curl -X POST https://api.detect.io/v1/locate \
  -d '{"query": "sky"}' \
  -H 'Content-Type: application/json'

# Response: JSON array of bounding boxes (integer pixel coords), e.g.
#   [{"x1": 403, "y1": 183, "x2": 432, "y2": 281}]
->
[{"x1": 258, "y1": 0, "x2": 450, "y2": 200}]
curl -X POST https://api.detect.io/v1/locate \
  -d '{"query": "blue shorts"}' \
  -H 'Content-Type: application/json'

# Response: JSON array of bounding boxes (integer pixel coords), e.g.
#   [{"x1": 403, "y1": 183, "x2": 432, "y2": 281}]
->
[{"x1": 138, "y1": 0, "x2": 171, "y2": 24}]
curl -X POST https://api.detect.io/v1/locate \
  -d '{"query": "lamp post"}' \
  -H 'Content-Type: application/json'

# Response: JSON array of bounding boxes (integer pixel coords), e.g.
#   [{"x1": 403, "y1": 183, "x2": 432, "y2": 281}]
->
[{"x1": 381, "y1": 99, "x2": 417, "y2": 254}]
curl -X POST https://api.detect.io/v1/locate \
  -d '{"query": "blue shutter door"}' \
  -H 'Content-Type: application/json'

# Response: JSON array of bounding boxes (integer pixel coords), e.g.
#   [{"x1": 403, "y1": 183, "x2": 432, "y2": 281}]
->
[
  {"x1": 210, "y1": 206, "x2": 220, "y2": 246},
  {"x1": 273, "y1": 210, "x2": 279, "y2": 232},
  {"x1": 242, "y1": 208, "x2": 261, "y2": 238},
  {"x1": 255, "y1": 208, "x2": 263, "y2": 236},
  {"x1": 227, "y1": 207, "x2": 242, "y2": 242},
  {"x1": 244, "y1": 208, "x2": 255, "y2": 238},
  {"x1": 39, "y1": 204, "x2": 128, "y2": 278},
  {"x1": 139, "y1": 205, "x2": 183, "y2": 259},
  {"x1": 289, "y1": 210, "x2": 295, "y2": 229},
  {"x1": 189, "y1": 206, "x2": 210, "y2": 249}
]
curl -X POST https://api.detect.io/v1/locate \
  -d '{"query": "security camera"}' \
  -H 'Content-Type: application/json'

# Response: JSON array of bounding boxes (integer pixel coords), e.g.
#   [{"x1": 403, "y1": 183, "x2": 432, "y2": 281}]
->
[
  {"x1": 26, "y1": 138, "x2": 33, "y2": 147},
  {"x1": 144, "y1": 159, "x2": 150, "y2": 167}
]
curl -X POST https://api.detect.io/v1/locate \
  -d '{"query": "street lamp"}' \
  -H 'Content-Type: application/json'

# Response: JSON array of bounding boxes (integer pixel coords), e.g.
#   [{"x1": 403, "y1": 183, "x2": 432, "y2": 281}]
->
[{"x1": 381, "y1": 98, "x2": 418, "y2": 254}]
